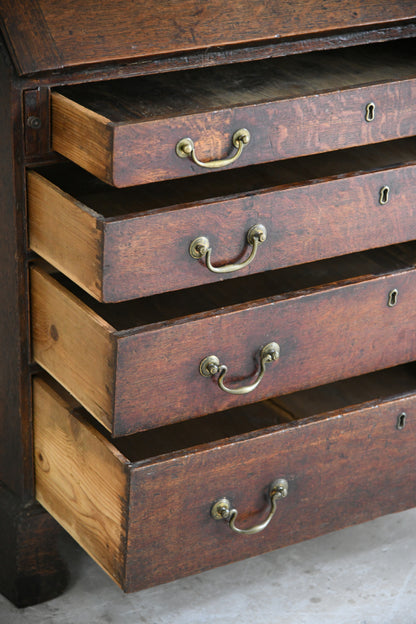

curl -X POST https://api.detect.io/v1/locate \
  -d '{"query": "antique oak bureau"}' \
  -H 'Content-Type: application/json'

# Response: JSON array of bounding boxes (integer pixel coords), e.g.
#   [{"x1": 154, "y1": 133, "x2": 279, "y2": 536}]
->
[{"x1": 1, "y1": 0, "x2": 416, "y2": 607}]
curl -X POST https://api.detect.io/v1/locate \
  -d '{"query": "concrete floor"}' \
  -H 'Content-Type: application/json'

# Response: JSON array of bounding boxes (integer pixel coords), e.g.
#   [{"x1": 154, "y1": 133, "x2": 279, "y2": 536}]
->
[{"x1": 1, "y1": 507, "x2": 415, "y2": 623}]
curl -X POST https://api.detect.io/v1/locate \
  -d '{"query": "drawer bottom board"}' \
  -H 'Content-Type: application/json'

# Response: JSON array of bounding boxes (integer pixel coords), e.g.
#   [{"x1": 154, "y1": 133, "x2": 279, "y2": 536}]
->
[{"x1": 34, "y1": 366, "x2": 416, "y2": 592}]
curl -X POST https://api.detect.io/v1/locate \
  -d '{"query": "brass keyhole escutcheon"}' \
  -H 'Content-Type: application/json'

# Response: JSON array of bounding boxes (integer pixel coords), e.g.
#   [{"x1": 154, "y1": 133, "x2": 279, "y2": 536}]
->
[
  {"x1": 387, "y1": 289, "x2": 398, "y2": 307},
  {"x1": 396, "y1": 412, "x2": 406, "y2": 430},
  {"x1": 365, "y1": 102, "x2": 375, "y2": 122},
  {"x1": 379, "y1": 185, "x2": 390, "y2": 205}
]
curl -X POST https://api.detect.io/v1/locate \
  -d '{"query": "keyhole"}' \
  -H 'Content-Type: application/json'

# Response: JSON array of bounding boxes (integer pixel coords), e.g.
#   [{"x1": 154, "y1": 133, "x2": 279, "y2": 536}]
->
[
  {"x1": 365, "y1": 102, "x2": 375, "y2": 122},
  {"x1": 396, "y1": 412, "x2": 406, "y2": 430},
  {"x1": 388, "y1": 289, "x2": 398, "y2": 307},
  {"x1": 379, "y1": 186, "x2": 390, "y2": 205}
]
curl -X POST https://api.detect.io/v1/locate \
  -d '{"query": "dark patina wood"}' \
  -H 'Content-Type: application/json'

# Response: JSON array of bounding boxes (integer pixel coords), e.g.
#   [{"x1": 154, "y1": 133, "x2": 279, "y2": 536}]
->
[
  {"x1": 2, "y1": 0, "x2": 416, "y2": 76},
  {"x1": 28, "y1": 139, "x2": 416, "y2": 301},
  {"x1": 0, "y1": 37, "x2": 32, "y2": 500},
  {"x1": 0, "y1": 37, "x2": 70, "y2": 608},
  {"x1": 1, "y1": 0, "x2": 416, "y2": 607},
  {"x1": 34, "y1": 366, "x2": 416, "y2": 592},
  {"x1": 51, "y1": 39, "x2": 416, "y2": 186},
  {"x1": 24, "y1": 88, "x2": 52, "y2": 157},
  {"x1": 0, "y1": 484, "x2": 68, "y2": 608},
  {"x1": 16, "y1": 23, "x2": 416, "y2": 95},
  {"x1": 31, "y1": 244, "x2": 416, "y2": 435}
]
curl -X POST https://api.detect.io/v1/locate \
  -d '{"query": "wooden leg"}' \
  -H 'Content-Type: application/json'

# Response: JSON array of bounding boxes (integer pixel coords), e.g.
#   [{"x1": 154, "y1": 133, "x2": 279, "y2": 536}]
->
[{"x1": 0, "y1": 484, "x2": 69, "y2": 608}]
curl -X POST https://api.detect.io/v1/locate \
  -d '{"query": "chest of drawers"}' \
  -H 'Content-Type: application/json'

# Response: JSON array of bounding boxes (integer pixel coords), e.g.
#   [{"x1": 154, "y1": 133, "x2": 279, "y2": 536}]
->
[{"x1": 1, "y1": 0, "x2": 416, "y2": 607}]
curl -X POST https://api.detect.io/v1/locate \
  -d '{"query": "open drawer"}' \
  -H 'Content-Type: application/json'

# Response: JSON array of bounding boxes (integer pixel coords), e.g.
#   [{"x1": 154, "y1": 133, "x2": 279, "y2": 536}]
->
[
  {"x1": 51, "y1": 39, "x2": 416, "y2": 187},
  {"x1": 28, "y1": 139, "x2": 416, "y2": 302},
  {"x1": 33, "y1": 365, "x2": 416, "y2": 592},
  {"x1": 30, "y1": 243, "x2": 416, "y2": 436}
]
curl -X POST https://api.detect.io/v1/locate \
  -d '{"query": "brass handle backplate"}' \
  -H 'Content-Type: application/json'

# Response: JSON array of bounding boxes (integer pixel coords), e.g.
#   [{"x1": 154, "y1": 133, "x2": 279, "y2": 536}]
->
[
  {"x1": 176, "y1": 128, "x2": 251, "y2": 169},
  {"x1": 211, "y1": 478, "x2": 289, "y2": 535},
  {"x1": 190, "y1": 224, "x2": 267, "y2": 274},
  {"x1": 200, "y1": 342, "x2": 279, "y2": 395}
]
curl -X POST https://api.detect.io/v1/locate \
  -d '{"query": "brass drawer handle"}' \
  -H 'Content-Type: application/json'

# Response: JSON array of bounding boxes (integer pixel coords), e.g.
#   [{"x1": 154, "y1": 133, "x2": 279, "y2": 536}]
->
[
  {"x1": 200, "y1": 342, "x2": 279, "y2": 395},
  {"x1": 190, "y1": 224, "x2": 267, "y2": 274},
  {"x1": 211, "y1": 478, "x2": 289, "y2": 535},
  {"x1": 176, "y1": 128, "x2": 250, "y2": 169}
]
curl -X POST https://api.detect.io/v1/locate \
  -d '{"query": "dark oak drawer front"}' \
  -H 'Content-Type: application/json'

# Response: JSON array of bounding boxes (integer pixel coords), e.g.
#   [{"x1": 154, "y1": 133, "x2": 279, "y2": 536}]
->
[
  {"x1": 34, "y1": 370, "x2": 416, "y2": 592},
  {"x1": 28, "y1": 141, "x2": 416, "y2": 302},
  {"x1": 30, "y1": 245, "x2": 416, "y2": 435},
  {"x1": 51, "y1": 41, "x2": 416, "y2": 187}
]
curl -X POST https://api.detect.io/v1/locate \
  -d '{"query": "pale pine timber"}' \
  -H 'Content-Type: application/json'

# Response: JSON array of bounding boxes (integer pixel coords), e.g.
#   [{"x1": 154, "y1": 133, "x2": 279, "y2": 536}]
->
[
  {"x1": 30, "y1": 266, "x2": 116, "y2": 431},
  {"x1": 33, "y1": 377, "x2": 128, "y2": 587},
  {"x1": 28, "y1": 171, "x2": 104, "y2": 300}
]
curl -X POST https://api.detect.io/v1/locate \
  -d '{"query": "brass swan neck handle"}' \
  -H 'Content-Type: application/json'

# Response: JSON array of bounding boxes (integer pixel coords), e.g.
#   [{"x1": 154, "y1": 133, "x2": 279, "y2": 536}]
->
[
  {"x1": 176, "y1": 128, "x2": 251, "y2": 169},
  {"x1": 211, "y1": 479, "x2": 289, "y2": 535},
  {"x1": 200, "y1": 342, "x2": 279, "y2": 395},
  {"x1": 190, "y1": 224, "x2": 267, "y2": 274}
]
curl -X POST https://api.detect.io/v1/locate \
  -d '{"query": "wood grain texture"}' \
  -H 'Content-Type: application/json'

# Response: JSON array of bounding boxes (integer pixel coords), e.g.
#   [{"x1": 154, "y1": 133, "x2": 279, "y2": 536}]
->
[
  {"x1": 31, "y1": 246, "x2": 416, "y2": 435},
  {"x1": 18, "y1": 23, "x2": 416, "y2": 92},
  {"x1": 114, "y1": 265, "x2": 416, "y2": 434},
  {"x1": 0, "y1": 33, "x2": 71, "y2": 610},
  {"x1": 24, "y1": 88, "x2": 51, "y2": 157},
  {"x1": 112, "y1": 363, "x2": 416, "y2": 459},
  {"x1": 125, "y1": 389, "x2": 416, "y2": 591},
  {"x1": 0, "y1": 37, "x2": 34, "y2": 497},
  {"x1": 51, "y1": 93, "x2": 113, "y2": 184},
  {"x1": 0, "y1": 0, "x2": 61, "y2": 75},
  {"x1": 112, "y1": 79, "x2": 416, "y2": 186},
  {"x1": 1, "y1": 0, "x2": 416, "y2": 75},
  {"x1": 62, "y1": 40, "x2": 416, "y2": 122},
  {"x1": 272, "y1": 363, "x2": 416, "y2": 418},
  {"x1": 27, "y1": 170, "x2": 104, "y2": 300},
  {"x1": 51, "y1": 39, "x2": 416, "y2": 186},
  {"x1": 0, "y1": 33, "x2": 21, "y2": 492},
  {"x1": 30, "y1": 267, "x2": 116, "y2": 430},
  {"x1": 33, "y1": 377, "x2": 128, "y2": 587},
  {"x1": 33, "y1": 372, "x2": 416, "y2": 592},
  {"x1": 3, "y1": 0, "x2": 416, "y2": 604},
  {"x1": 29, "y1": 140, "x2": 416, "y2": 301}
]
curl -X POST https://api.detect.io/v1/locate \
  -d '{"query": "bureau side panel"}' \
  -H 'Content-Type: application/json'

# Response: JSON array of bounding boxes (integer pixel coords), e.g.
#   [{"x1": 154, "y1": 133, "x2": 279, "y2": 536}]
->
[{"x1": 0, "y1": 38, "x2": 31, "y2": 497}]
